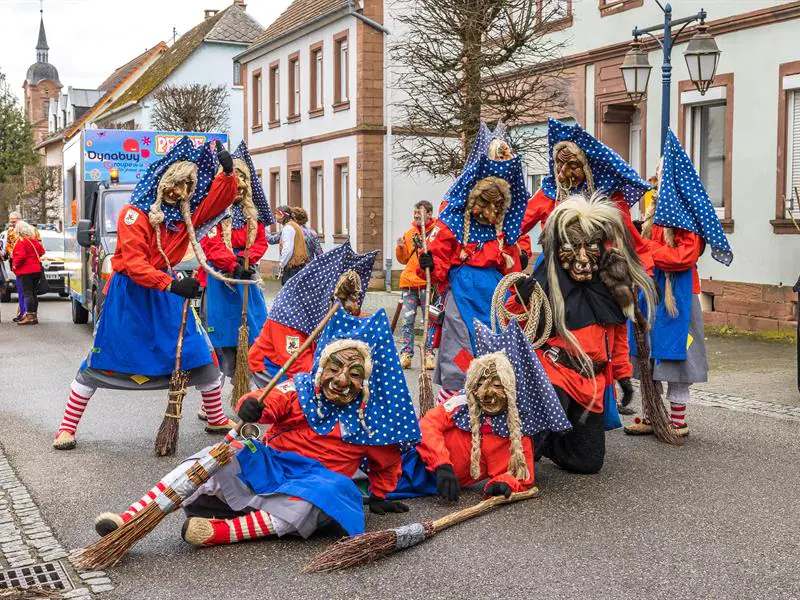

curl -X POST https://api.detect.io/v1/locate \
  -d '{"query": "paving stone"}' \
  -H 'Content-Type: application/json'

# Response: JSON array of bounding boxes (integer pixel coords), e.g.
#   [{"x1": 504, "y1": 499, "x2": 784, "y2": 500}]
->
[
  {"x1": 63, "y1": 589, "x2": 92, "y2": 598},
  {"x1": 90, "y1": 584, "x2": 115, "y2": 593},
  {"x1": 79, "y1": 571, "x2": 107, "y2": 580}
]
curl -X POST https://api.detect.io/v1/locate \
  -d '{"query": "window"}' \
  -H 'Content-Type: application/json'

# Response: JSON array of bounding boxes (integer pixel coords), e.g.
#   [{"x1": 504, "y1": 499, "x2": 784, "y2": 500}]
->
[
  {"x1": 334, "y1": 158, "x2": 349, "y2": 238},
  {"x1": 527, "y1": 173, "x2": 543, "y2": 194},
  {"x1": 268, "y1": 62, "x2": 280, "y2": 127},
  {"x1": 233, "y1": 61, "x2": 242, "y2": 86},
  {"x1": 269, "y1": 168, "x2": 281, "y2": 232},
  {"x1": 310, "y1": 42, "x2": 324, "y2": 116},
  {"x1": 251, "y1": 69, "x2": 262, "y2": 129},
  {"x1": 598, "y1": 0, "x2": 643, "y2": 18},
  {"x1": 310, "y1": 162, "x2": 324, "y2": 235},
  {"x1": 535, "y1": 0, "x2": 572, "y2": 29},
  {"x1": 775, "y1": 61, "x2": 800, "y2": 232},
  {"x1": 288, "y1": 52, "x2": 300, "y2": 121},
  {"x1": 679, "y1": 74, "x2": 733, "y2": 230},
  {"x1": 334, "y1": 31, "x2": 350, "y2": 109}
]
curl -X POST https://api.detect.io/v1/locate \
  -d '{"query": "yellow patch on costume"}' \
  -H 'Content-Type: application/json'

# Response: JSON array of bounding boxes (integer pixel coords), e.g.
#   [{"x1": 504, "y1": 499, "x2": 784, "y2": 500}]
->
[
  {"x1": 130, "y1": 374, "x2": 150, "y2": 385},
  {"x1": 686, "y1": 333, "x2": 694, "y2": 349}
]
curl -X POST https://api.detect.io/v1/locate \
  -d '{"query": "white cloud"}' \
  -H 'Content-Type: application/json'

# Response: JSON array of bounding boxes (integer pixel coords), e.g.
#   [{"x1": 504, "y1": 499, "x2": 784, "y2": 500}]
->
[{"x1": 1, "y1": 0, "x2": 292, "y2": 105}]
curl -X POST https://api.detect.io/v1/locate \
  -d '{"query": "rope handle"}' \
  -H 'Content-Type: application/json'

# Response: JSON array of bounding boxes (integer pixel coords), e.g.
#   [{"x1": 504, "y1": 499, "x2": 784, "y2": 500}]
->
[{"x1": 490, "y1": 272, "x2": 552, "y2": 348}]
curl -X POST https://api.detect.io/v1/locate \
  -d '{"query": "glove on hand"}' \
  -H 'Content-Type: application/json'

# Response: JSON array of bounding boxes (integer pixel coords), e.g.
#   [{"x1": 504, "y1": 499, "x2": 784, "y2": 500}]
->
[
  {"x1": 618, "y1": 377, "x2": 634, "y2": 407},
  {"x1": 519, "y1": 251, "x2": 529, "y2": 271},
  {"x1": 368, "y1": 496, "x2": 409, "y2": 515},
  {"x1": 169, "y1": 277, "x2": 199, "y2": 299},
  {"x1": 232, "y1": 264, "x2": 255, "y2": 280},
  {"x1": 485, "y1": 482, "x2": 512, "y2": 498},
  {"x1": 215, "y1": 140, "x2": 233, "y2": 174},
  {"x1": 513, "y1": 275, "x2": 538, "y2": 305},
  {"x1": 237, "y1": 396, "x2": 263, "y2": 423},
  {"x1": 418, "y1": 251, "x2": 434, "y2": 272},
  {"x1": 435, "y1": 464, "x2": 461, "y2": 502}
]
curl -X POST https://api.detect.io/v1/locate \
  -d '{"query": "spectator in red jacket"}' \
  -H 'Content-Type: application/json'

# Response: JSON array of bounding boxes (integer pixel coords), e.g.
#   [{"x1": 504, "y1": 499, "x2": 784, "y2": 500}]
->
[{"x1": 11, "y1": 220, "x2": 45, "y2": 325}]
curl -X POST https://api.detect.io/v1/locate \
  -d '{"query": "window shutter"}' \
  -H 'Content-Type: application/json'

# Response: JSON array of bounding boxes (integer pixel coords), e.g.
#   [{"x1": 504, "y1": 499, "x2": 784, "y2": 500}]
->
[{"x1": 788, "y1": 90, "x2": 800, "y2": 216}]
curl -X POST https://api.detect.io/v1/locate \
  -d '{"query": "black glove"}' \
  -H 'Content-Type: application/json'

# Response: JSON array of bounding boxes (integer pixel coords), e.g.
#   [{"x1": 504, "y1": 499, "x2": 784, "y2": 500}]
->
[
  {"x1": 236, "y1": 255, "x2": 248, "y2": 267},
  {"x1": 618, "y1": 377, "x2": 634, "y2": 407},
  {"x1": 368, "y1": 495, "x2": 409, "y2": 515},
  {"x1": 513, "y1": 275, "x2": 537, "y2": 305},
  {"x1": 485, "y1": 482, "x2": 512, "y2": 499},
  {"x1": 632, "y1": 219, "x2": 644, "y2": 234},
  {"x1": 519, "y1": 251, "x2": 529, "y2": 271},
  {"x1": 169, "y1": 276, "x2": 199, "y2": 299},
  {"x1": 418, "y1": 251, "x2": 434, "y2": 272},
  {"x1": 435, "y1": 464, "x2": 461, "y2": 502},
  {"x1": 232, "y1": 263, "x2": 256, "y2": 280},
  {"x1": 215, "y1": 140, "x2": 233, "y2": 174},
  {"x1": 237, "y1": 397, "x2": 263, "y2": 423}
]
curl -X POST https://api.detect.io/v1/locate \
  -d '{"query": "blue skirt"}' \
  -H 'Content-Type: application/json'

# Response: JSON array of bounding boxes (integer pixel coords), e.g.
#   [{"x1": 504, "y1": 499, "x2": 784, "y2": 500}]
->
[
  {"x1": 81, "y1": 273, "x2": 214, "y2": 377},
  {"x1": 386, "y1": 449, "x2": 438, "y2": 500},
  {"x1": 205, "y1": 276, "x2": 268, "y2": 349}
]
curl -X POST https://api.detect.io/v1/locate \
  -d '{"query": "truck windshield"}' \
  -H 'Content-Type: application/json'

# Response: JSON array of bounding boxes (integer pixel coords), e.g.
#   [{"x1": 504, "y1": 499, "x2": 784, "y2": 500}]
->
[
  {"x1": 103, "y1": 190, "x2": 134, "y2": 234},
  {"x1": 40, "y1": 236, "x2": 64, "y2": 253}
]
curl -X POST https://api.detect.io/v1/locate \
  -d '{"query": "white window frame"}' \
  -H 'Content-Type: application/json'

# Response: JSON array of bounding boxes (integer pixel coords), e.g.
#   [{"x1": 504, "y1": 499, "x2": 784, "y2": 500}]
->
[
  {"x1": 683, "y1": 96, "x2": 727, "y2": 217},
  {"x1": 293, "y1": 59, "x2": 301, "y2": 116},
  {"x1": 786, "y1": 88, "x2": 800, "y2": 217},
  {"x1": 315, "y1": 50, "x2": 323, "y2": 109},
  {"x1": 339, "y1": 39, "x2": 349, "y2": 102},
  {"x1": 340, "y1": 164, "x2": 349, "y2": 234},
  {"x1": 273, "y1": 67, "x2": 280, "y2": 121}
]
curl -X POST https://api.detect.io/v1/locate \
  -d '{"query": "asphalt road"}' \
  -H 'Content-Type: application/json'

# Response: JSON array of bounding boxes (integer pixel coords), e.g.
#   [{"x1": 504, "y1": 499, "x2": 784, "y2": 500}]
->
[{"x1": 1, "y1": 299, "x2": 799, "y2": 600}]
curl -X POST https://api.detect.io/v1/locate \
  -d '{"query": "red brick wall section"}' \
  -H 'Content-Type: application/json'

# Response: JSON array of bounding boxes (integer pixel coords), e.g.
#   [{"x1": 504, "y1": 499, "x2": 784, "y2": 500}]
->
[{"x1": 701, "y1": 279, "x2": 798, "y2": 333}]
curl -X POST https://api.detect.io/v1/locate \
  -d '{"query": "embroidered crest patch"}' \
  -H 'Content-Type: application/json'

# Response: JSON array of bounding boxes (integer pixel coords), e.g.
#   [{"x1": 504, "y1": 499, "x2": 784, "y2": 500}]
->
[
  {"x1": 207, "y1": 226, "x2": 217, "y2": 238},
  {"x1": 429, "y1": 226, "x2": 440, "y2": 241},
  {"x1": 277, "y1": 381, "x2": 296, "y2": 393},
  {"x1": 285, "y1": 335, "x2": 301, "y2": 354},
  {"x1": 124, "y1": 208, "x2": 139, "y2": 226}
]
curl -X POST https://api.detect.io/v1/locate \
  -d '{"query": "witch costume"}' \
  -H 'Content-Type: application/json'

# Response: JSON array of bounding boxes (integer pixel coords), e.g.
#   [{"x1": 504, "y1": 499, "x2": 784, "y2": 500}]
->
[
  {"x1": 390, "y1": 321, "x2": 571, "y2": 499},
  {"x1": 625, "y1": 129, "x2": 733, "y2": 437},
  {"x1": 418, "y1": 123, "x2": 528, "y2": 398},
  {"x1": 53, "y1": 137, "x2": 238, "y2": 451},
  {"x1": 199, "y1": 141, "x2": 274, "y2": 380},
  {"x1": 92, "y1": 308, "x2": 420, "y2": 545},
  {"x1": 247, "y1": 242, "x2": 377, "y2": 387}
]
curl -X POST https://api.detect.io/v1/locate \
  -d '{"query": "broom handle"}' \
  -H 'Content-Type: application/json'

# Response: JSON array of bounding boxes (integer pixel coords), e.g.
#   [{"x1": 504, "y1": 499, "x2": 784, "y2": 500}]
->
[
  {"x1": 432, "y1": 487, "x2": 540, "y2": 532},
  {"x1": 419, "y1": 209, "x2": 432, "y2": 370},
  {"x1": 172, "y1": 270, "x2": 197, "y2": 373},
  {"x1": 234, "y1": 301, "x2": 342, "y2": 433},
  {"x1": 240, "y1": 225, "x2": 251, "y2": 327}
]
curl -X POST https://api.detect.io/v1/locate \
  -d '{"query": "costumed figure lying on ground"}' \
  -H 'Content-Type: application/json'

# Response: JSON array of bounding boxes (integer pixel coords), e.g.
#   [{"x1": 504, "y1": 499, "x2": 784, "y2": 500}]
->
[
  {"x1": 199, "y1": 141, "x2": 273, "y2": 387},
  {"x1": 93, "y1": 308, "x2": 420, "y2": 545},
  {"x1": 517, "y1": 118, "x2": 654, "y2": 274},
  {"x1": 624, "y1": 129, "x2": 732, "y2": 438},
  {"x1": 247, "y1": 243, "x2": 377, "y2": 387},
  {"x1": 418, "y1": 123, "x2": 528, "y2": 402},
  {"x1": 516, "y1": 193, "x2": 657, "y2": 474},
  {"x1": 390, "y1": 320, "x2": 571, "y2": 500},
  {"x1": 53, "y1": 138, "x2": 239, "y2": 451}
]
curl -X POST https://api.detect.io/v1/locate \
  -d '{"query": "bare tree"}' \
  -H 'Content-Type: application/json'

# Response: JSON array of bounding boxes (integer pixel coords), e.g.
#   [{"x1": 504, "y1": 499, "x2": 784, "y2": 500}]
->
[
  {"x1": 150, "y1": 84, "x2": 230, "y2": 132},
  {"x1": 21, "y1": 165, "x2": 61, "y2": 224},
  {"x1": 391, "y1": 0, "x2": 570, "y2": 178}
]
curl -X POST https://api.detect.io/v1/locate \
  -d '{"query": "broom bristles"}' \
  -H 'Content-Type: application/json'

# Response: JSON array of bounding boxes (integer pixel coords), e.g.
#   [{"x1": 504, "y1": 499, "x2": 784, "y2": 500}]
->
[
  {"x1": 154, "y1": 370, "x2": 189, "y2": 456},
  {"x1": 418, "y1": 372, "x2": 434, "y2": 417},
  {"x1": 70, "y1": 501, "x2": 167, "y2": 570},
  {"x1": 230, "y1": 324, "x2": 251, "y2": 408}
]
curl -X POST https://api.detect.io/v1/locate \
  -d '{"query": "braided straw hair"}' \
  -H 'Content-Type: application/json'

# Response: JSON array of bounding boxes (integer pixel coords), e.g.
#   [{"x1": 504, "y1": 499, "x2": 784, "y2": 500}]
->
[
  {"x1": 552, "y1": 141, "x2": 595, "y2": 202},
  {"x1": 149, "y1": 161, "x2": 198, "y2": 274},
  {"x1": 220, "y1": 159, "x2": 259, "y2": 251},
  {"x1": 463, "y1": 177, "x2": 514, "y2": 269},
  {"x1": 464, "y1": 351, "x2": 529, "y2": 482},
  {"x1": 541, "y1": 192, "x2": 658, "y2": 378},
  {"x1": 333, "y1": 270, "x2": 362, "y2": 302},
  {"x1": 314, "y1": 339, "x2": 373, "y2": 435}
]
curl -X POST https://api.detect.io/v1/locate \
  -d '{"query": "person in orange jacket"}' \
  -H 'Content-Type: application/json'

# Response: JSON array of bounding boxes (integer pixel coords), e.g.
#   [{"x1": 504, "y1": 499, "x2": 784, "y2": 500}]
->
[{"x1": 395, "y1": 200, "x2": 436, "y2": 370}]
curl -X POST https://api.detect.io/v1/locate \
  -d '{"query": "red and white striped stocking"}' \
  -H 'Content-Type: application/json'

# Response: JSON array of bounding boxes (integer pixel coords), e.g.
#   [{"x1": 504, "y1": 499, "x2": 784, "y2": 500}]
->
[
  {"x1": 56, "y1": 380, "x2": 96, "y2": 435},
  {"x1": 198, "y1": 383, "x2": 228, "y2": 426},
  {"x1": 184, "y1": 511, "x2": 276, "y2": 547},
  {"x1": 435, "y1": 388, "x2": 458, "y2": 406}
]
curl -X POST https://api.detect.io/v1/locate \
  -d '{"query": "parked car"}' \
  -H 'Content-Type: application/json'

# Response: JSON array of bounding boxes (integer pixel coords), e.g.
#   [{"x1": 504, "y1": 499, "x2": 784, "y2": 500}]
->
[{"x1": 1, "y1": 229, "x2": 70, "y2": 302}]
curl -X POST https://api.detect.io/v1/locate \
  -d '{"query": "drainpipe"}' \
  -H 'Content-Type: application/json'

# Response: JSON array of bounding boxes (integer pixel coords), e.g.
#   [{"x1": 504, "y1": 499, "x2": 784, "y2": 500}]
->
[{"x1": 348, "y1": 1, "x2": 393, "y2": 290}]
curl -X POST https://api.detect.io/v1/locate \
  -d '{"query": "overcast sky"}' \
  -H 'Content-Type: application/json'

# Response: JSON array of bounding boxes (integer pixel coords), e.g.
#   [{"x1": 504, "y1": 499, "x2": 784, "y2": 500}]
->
[{"x1": 1, "y1": 0, "x2": 293, "y2": 104}]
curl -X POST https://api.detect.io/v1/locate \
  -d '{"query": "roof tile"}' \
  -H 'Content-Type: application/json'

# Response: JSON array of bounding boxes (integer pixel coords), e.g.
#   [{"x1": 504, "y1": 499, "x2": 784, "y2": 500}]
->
[{"x1": 249, "y1": 0, "x2": 349, "y2": 48}]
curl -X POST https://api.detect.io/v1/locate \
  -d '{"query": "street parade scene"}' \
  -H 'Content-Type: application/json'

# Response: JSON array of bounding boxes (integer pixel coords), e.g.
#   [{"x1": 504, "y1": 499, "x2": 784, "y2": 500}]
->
[{"x1": 0, "y1": 0, "x2": 799, "y2": 598}]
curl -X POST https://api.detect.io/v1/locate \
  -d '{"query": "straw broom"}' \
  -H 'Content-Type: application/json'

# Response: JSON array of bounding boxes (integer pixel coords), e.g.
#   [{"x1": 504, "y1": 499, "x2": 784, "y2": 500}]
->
[
  {"x1": 230, "y1": 224, "x2": 254, "y2": 408},
  {"x1": 417, "y1": 207, "x2": 435, "y2": 417},
  {"x1": 154, "y1": 295, "x2": 192, "y2": 457},
  {"x1": 70, "y1": 303, "x2": 344, "y2": 570},
  {"x1": 632, "y1": 306, "x2": 684, "y2": 445},
  {"x1": 304, "y1": 487, "x2": 540, "y2": 572}
]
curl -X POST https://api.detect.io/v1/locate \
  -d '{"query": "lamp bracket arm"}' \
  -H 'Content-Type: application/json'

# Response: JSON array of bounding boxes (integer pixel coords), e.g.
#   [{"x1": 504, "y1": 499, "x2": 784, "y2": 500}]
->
[
  {"x1": 642, "y1": 30, "x2": 664, "y2": 50},
  {"x1": 672, "y1": 20, "x2": 694, "y2": 46}
]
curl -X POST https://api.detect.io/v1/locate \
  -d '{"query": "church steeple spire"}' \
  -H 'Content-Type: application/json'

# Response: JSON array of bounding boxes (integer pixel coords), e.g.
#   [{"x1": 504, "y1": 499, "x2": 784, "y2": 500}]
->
[{"x1": 36, "y1": 1, "x2": 49, "y2": 63}]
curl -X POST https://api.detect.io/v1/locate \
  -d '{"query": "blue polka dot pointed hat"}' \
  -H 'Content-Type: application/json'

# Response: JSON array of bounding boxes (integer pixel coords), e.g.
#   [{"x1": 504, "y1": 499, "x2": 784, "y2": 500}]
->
[
  {"x1": 129, "y1": 136, "x2": 217, "y2": 230},
  {"x1": 295, "y1": 308, "x2": 421, "y2": 446},
  {"x1": 541, "y1": 117, "x2": 651, "y2": 206},
  {"x1": 656, "y1": 128, "x2": 733, "y2": 266},
  {"x1": 226, "y1": 140, "x2": 275, "y2": 229}
]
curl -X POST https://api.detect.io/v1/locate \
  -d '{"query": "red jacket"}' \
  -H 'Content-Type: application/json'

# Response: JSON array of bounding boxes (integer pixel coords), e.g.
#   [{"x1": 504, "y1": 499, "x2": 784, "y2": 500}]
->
[
  {"x1": 237, "y1": 382, "x2": 403, "y2": 499},
  {"x1": 416, "y1": 400, "x2": 535, "y2": 493},
  {"x1": 518, "y1": 188, "x2": 654, "y2": 274},
  {"x1": 417, "y1": 219, "x2": 521, "y2": 293},
  {"x1": 11, "y1": 238, "x2": 45, "y2": 276},
  {"x1": 647, "y1": 225, "x2": 704, "y2": 294},
  {"x1": 198, "y1": 221, "x2": 268, "y2": 286},
  {"x1": 109, "y1": 171, "x2": 237, "y2": 291},
  {"x1": 248, "y1": 319, "x2": 313, "y2": 376}
]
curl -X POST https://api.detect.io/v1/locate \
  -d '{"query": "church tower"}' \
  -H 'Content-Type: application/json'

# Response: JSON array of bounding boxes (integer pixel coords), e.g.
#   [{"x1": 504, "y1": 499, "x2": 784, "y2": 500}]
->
[{"x1": 23, "y1": 3, "x2": 61, "y2": 147}]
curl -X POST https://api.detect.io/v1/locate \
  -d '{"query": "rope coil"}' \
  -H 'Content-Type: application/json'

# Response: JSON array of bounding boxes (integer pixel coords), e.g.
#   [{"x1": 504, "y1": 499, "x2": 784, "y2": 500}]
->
[{"x1": 490, "y1": 272, "x2": 552, "y2": 348}]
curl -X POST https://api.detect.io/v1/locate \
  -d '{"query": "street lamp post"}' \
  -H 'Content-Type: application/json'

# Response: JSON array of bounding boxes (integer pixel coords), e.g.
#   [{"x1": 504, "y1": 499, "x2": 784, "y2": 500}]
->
[{"x1": 620, "y1": 1, "x2": 721, "y2": 152}]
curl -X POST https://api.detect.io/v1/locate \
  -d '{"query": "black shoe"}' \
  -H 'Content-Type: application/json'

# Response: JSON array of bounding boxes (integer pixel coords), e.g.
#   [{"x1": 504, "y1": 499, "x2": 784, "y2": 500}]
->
[{"x1": 617, "y1": 404, "x2": 637, "y2": 416}]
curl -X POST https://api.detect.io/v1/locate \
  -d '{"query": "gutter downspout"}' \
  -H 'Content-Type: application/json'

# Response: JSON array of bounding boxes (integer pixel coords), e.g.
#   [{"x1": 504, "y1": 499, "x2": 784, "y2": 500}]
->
[{"x1": 348, "y1": 1, "x2": 393, "y2": 290}]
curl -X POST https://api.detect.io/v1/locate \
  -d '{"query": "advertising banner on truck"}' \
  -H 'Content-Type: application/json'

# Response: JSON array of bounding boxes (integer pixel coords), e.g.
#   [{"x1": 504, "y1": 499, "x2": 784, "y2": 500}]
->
[{"x1": 82, "y1": 129, "x2": 228, "y2": 183}]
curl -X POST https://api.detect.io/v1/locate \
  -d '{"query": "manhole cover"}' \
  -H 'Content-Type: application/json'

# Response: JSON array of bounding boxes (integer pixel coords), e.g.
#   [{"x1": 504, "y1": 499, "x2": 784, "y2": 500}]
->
[{"x1": 0, "y1": 561, "x2": 74, "y2": 592}]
